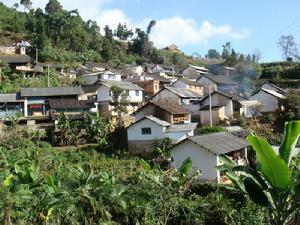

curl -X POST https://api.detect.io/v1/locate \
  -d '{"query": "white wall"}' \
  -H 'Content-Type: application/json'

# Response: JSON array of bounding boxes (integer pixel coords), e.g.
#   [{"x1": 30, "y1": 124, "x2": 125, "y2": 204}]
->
[
  {"x1": 250, "y1": 90, "x2": 278, "y2": 112},
  {"x1": 97, "y1": 85, "x2": 111, "y2": 102},
  {"x1": 102, "y1": 72, "x2": 122, "y2": 81},
  {"x1": 128, "y1": 90, "x2": 143, "y2": 103},
  {"x1": 171, "y1": 140, "x2": 219, "y2": 181},
  {"x1": 127, "y1": 119, "x2": 164, "y2": 141},
  {"x1": 152, "y1": 89, "x2": 181, "y2": 104}
]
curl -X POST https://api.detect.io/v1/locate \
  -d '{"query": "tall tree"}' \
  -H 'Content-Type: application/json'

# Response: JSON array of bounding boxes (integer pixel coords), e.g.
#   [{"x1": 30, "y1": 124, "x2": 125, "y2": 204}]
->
[
  {"x1": 115, "y1": 23, "x2": 133, "y2": 41},
  {"x1": 277, "y1": 35, "x2": 299, "y2": 60},
  {"x1": 20, "y1": 0, "x2": 32, "y2": 10},
  {"x1": 206, "y1": 49, "x2": 221, "y2": 59}
]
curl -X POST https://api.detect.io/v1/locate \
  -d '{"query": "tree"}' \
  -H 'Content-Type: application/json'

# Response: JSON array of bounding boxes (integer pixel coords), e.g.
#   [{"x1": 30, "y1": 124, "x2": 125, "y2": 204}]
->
[
  {"x1": 45, "y1": 0, "x2": 62, "y2": 15},
  {"x1": 20, "y1": 0, "x2": 32, "y2": 10},
  {"x1": 206, "y1": 49, "x2": 221, "y2": 59},
  {"x1": 115, "y1": 23, "x2": 133, "y2": 41},
  {"x1": 252, "y1": 48, "x2": 262, "y2": 63},
  {"x1": 146, "y1": 20, "x2": 156, "y2": 34},
  {"x1": 218, "y1": 121, "x2": 300, "y2": 225},
  {"x1": 111, "y1": 85, "x2": 129, "y2": 127},
  {"x1": 221, "y1": 41, "x2": 231, "y2": 59},
  {"x1": 277, "y1": 35, "x2": 299, "y2": 60}
]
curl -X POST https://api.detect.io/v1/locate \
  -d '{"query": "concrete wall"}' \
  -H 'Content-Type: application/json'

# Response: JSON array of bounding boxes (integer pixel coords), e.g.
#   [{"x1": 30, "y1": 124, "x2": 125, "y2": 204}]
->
[
  {"x1": 200, "y1": 106, "x2": 225, "y2": 125},
  {"x1": 202, "y1": 93, "x2": 233, "y2": 117},
  {"x1": 197, "y1": 76, "x2": 217, "y2": 94},
  {"x1": 127, "y1": 118, "x2": 164, "y2": 141},
  {"x1": 171, "y1": 140, "x2": 219, "y2": 181},
  {"x1": 250, "y1": 90, "x2": 278, "y2": 112},
  {"x1": 97, "y1": 86, "x2": 143, "y2": 103},
  {"x1": 152, "y1": 89, "x2": 181, "y2": 104},
  {"x1": 173, "y1": 80, "x2": 204, "y2": 96}
]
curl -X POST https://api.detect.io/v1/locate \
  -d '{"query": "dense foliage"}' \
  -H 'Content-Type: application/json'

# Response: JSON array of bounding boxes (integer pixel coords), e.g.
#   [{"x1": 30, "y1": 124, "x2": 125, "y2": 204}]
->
[
  {"x1": 0, "y1": 122, "x2": 267, "y2": 225},
  {"x1": 219, "y1": 121, "x2": 300, "y2": 225}
]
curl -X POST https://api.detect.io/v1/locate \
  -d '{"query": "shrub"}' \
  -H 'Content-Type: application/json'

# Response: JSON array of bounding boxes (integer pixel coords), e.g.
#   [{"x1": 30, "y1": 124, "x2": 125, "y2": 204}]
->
[{"x1": 195, "y1": 126, "x2": 225, "y2": 135}]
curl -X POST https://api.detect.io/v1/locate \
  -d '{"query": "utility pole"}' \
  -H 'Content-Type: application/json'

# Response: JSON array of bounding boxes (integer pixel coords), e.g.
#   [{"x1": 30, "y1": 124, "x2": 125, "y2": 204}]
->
[
  {"x1": 47, "y1": 65, "x2": 50, "y2": 87},
  {"x1": 35, "y1": 48, "x2": 38, "y2": 64},
  {"x1": 209, "y1": 85, "x2": 212, "y2": 127}
]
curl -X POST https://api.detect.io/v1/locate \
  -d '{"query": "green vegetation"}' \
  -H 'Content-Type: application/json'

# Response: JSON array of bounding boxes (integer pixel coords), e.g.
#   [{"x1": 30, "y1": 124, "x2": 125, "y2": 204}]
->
[
  {"x1": 0, "y1": 118, "x2": 268, "y2": 224},
  {"x1": 195, "y1": 126, "x2": 225, "y2": 135},
  {"x1": 219, "y1": 121, "x2": 300, "y2": 225}
]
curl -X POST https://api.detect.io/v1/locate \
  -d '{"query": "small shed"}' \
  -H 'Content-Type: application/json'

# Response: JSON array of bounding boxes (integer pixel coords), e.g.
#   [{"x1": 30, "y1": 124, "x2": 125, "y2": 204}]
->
[{"x1": 170, "y1": 132, "x2": 249, "y2": 182}]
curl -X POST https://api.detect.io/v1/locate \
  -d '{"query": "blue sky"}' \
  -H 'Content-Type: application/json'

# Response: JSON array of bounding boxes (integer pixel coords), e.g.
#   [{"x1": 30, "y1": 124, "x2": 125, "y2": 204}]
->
[{"x1": 2, "y1": 0, "x2": 300, "y2": 62}]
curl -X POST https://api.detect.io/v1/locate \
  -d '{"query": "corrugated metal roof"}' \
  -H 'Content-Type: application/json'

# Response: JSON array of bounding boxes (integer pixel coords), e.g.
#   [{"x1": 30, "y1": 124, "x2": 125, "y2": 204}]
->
[
  {"x1": 165, "y1": 86, "x2": 203, "y2": 98},
  {"x1": 100, "y1": 79, "x2": 144, "y2": 91},
  {"x1": 21, "y1": 86, "x2": 83, "y2": 97},
  {"x1": 165, "y1": 123, "x2": 197, "y2": 132},
  {"x1": 188, "y1": 132, "x2": 249, "y2": 155}
]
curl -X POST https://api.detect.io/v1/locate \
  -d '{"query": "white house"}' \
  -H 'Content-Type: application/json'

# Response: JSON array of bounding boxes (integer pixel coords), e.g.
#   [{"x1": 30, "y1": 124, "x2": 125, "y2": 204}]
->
[
  {"x1": 127, "y1": 115, "x2": 197, "y2": 154},
  {"x1": 170, "y1": 132, "x2": 249, "y2": 183},
  {"x1": 96, "y1": 79, "x2": 144, "y2": 117},
  {"x1": 249, "y1": 88, "x2": 286, "y2": 113}
]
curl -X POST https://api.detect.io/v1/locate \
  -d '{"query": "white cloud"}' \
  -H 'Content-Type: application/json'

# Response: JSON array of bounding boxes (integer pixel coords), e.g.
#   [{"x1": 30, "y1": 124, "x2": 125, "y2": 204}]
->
[
  {"x1": 150, "y1": 17, "x2": 250, "y2": 48},
  {"x1": 97, "y1": 9, "x2": 131, "y2": 32}
]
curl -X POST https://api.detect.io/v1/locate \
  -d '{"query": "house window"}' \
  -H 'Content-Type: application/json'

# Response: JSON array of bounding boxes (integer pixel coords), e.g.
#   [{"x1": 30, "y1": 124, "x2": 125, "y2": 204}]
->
[
  {"x1": 141, "y1": 127, "x2": 151, "y2": 135},
  {"x1": 135, "y1": 90, "x2": 139, "y2": 96}
]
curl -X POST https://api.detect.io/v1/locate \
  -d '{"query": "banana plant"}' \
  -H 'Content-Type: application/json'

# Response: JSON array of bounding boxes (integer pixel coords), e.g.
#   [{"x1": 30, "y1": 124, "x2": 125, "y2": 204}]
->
[{"x1": 218, "y1": 121, "x2": 300, "y2": 225}]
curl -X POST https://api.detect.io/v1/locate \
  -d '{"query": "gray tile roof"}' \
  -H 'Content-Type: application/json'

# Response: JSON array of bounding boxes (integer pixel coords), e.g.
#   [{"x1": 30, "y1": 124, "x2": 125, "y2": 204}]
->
[
  {"x1": 165, "y1": 86, "x2": 203, "y2": 98},
  {"x1": 165, "y1": 123, "x2": 197, "y2": 132},
  {"x1": 21, "y1": 86, "x2": 83, "y2": 97},
  {"x1": 198, "y1": 74, "x2": 236, "y2": 85},
  {"x1": 100, "y1": 79, "x2": 144, "y2": 91},
  {"x1": 175, "y1": 78, "x2": 202, "y2": 87},
  {"x1": 0, "y1": 93, "x2": 22, "y2": 102},
  {"x1": 0, "y1": 55, "x2": 31, "y2": 64},
  {"x1": 200, "y1": 90, "x2": 246, "y2": 103},
  {"x1": 188, "y1": 132, "x2": 249, "y2": 155},
  {"x1": 145, "y1": 115, "x2": 171, "y2": 126}
]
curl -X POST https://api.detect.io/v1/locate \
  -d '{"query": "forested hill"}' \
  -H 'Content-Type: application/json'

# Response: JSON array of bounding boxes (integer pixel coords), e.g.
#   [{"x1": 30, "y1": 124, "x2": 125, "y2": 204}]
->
[{"x1": 0, "y1": 0, "x2": 206, "y2": 68}]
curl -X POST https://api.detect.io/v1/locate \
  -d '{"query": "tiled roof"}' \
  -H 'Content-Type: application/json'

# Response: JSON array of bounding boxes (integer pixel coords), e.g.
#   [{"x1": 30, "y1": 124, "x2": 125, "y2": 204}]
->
[
  {"x1": 82, "y1": 84, "x2": 101, "y2": 93},
  {"x1": 100, "y1": 79, "x2": 144, "y2": 91},
  {"x1": 198, "y1": 74, "x2": 236, "y2": 85},
  {"x1": 0, "y1": 93, "x2": 22, "y2": 102},
  {"x1": 165, "y1": 86, "x2": 203, "y2": 98},
  {"x1": 152, "y1": 101, "x2": 190, "y2": 114},
  {"x1": 0, "y1": 55, "x2": 31, "y2": 64},
  {"x1": 21, "y1": 86, "x2": 83, "y2": 97},
  {"x1": 145, "y1": 115, "x2": 171, "y2": 126},
  {"x1": 175, "y1": 78, "x2": 202, "y2": 87},
  {"x1": 187, "y1": 132, "x2": 249, "y2": 155},
  {"x1": 200, "y1": 90, "x2": 246, "y2": 102},
  {"x1": 49, "y1": 99, "x2": 94, "y2": 109},
  {"x1": 165, "y1": 123, "x2": 197, "y2": 132}
]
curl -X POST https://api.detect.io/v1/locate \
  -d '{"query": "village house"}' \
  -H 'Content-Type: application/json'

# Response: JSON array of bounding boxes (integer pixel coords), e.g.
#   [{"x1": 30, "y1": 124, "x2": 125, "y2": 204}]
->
[
  {"x1": 96, "y1": 79, "x2": 144, "y2": 117},
  {"x1": 170, "y1": 132, "x2": 249, "y2": 183},
  {"x1": 20, "y1": 87, "x2": 83, "y2": 117},
  {"x1": 199, "y1": 90, "x2": 246, "y2": 125},
  {"x1": 162, "y1": 44, "x2": 183, "y2": 54},
  {"x1": 132, "y1": 101, "x2": 191, "y2": 124},
  {"x1": 199, "y1": 105, "x2": 226, "y2": 126},
  {"x1": 249, "y1": 87, "x2": 286, "y2": 113},
  {"x1": 171, "y1": 78, "x2": 204, "y2": 96},
  {"x1": 49, "y1": 99, "x2": 97, "y2": 120},
  {"x1": 182, "y1": 64, "x2": 210, "y2": 80},
  {"x1": 196, "y1": 74, "x2": 237, "y2": 94},
  {"x1": 127, "y1": 115, "x2": 197, "y2": 155},
  {"x1": 0, "y1": 93, "x2": 24, "y2": 118},
  {"x1": 0, "y1": 40, "x2": 31, "y2": 72},
  {"x1": 151, "y1": 86, "x2": 203, "y2": 122},
  {"x1": 257, "y1": 82, "x2": 286, "y2": 95}
]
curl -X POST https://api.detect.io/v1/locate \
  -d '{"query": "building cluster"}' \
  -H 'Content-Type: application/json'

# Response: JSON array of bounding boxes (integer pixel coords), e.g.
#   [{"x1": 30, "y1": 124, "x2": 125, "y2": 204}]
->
[{"x1": 0, "y1": 41, "x2": 291, "y2": 183}]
